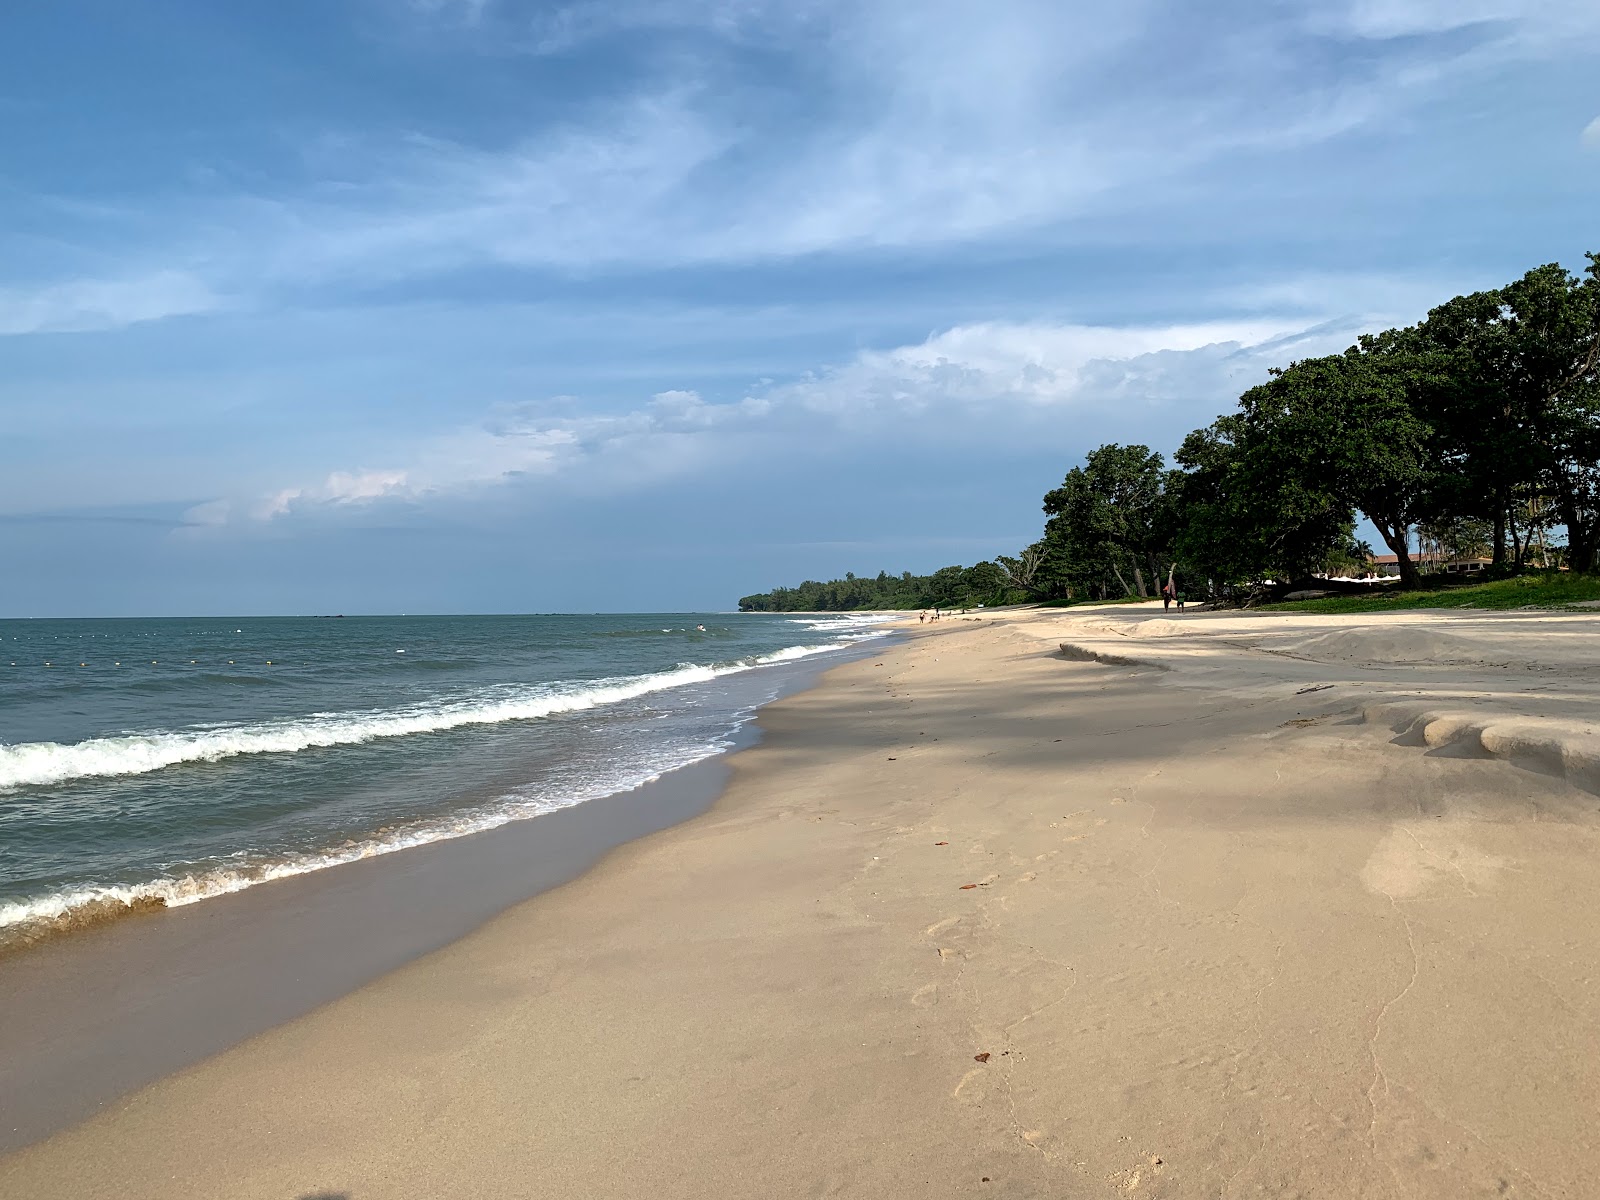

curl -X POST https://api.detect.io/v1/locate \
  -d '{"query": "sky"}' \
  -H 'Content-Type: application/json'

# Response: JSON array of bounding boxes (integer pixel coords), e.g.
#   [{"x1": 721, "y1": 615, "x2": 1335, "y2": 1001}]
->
[{"x1": 2, "y1": 0, "x2": 1598, "y2": 616}]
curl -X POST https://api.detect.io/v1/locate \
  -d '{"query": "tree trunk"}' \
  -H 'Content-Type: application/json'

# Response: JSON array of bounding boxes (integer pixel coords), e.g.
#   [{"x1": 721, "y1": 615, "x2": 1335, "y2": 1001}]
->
[
  {"x1": 1571, "y1": 531, "x2": 1597, "y2": 573},
  {"x1": 1132, "y1": 566, "x2": 1148, "y2": 598},
  {"x1": 1557, "y1": 490, "x2": 1597, "y2": 573},
  {"x1": 1375, "y1": 519, "x2": 1421, "y2": 590},
  {"x1": 1110, "y1": 563, "x2": 1135, "y2": 597},
  {"x1": 1492, "y1": 503, "x2": 1507, "y2": 566}
]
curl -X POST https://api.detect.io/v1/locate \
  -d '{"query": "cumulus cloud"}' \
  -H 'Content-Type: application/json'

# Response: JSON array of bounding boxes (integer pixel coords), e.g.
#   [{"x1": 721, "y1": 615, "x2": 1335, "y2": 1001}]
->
[
  {"x1": 223, "y1": 314, "x2": 1366, "y2": 525},
  {"x1": 264, "y1": 469, "x2": 413, "y2": 516}
]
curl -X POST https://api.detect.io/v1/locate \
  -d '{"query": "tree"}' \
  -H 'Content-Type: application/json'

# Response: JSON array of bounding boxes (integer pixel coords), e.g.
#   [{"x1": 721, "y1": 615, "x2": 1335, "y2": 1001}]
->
[
  {"x1": 1414, "y1": 258, "x2": 1600, "y2": 569},
  {"x1": 1039, "y1": 444, "x2": 1168, "y2": 598},
  {"x1": 1496, "y1": 258, "x2": 1600, "y2": 569},
  {"x1": 1235, "y1": 352, "x2": 1434, "y2": 588},
  {"x1": 995, "y1": 543, "x2": 1048, "y2": 598},
  {"x1": 1172, "y1": 414, "x2": 1351, "y2": 591}
]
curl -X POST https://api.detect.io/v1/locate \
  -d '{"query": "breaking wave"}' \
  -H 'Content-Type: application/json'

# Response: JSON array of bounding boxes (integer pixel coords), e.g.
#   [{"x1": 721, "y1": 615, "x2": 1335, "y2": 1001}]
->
[
  {"x1": 0, "y1": 731, "x2": 730, "y2": 952},
  {"x1": 0, "y1": 639, "x2": 879, "y2": 792}
]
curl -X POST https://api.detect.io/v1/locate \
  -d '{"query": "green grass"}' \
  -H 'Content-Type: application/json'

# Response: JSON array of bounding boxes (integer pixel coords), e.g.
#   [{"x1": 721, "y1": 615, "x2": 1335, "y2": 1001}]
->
[{"x1": 1260, "y1": 572, "x2": 1600, "y2": 614}]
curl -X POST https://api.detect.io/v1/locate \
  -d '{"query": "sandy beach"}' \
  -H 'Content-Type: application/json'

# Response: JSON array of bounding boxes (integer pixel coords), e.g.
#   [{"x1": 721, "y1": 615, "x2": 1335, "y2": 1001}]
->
[{"x1": 5, "y1": 603, "x2": 1600, "y2": 1198}]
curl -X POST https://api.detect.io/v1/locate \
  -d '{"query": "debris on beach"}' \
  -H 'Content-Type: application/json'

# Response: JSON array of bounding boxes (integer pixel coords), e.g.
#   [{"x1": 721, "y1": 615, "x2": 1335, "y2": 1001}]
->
[{"x1": 974, "y1": 1052, "x2": 990, "y2": 1062}]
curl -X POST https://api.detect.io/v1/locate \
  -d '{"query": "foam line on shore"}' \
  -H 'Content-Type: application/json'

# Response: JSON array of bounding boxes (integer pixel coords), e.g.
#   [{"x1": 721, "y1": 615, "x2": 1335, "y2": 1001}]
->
[{"x1": 0, "y1": 731, "x2": 733, "y2": 952}]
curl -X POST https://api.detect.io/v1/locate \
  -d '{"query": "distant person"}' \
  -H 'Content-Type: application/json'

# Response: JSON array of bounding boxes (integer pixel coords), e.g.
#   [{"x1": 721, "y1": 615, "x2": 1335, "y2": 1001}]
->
[
  {"x1": 1176, "y1": 590, "x2": 1186, "y2": 610},
  {"x1": 696, "y1": 624, "x2": 706, "y2": 632},
  {"x1": 919, "y1": 611, "x2": 926, "y2": 623},
  {"x1": 1161, "y1": 584, "x2": 1173, "y2": 612}
]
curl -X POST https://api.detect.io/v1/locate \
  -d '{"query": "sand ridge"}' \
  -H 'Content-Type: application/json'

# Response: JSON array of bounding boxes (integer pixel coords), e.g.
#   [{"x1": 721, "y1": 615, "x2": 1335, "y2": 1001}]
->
[{"x1": 3, "y1": 606, "x2": 1599, "y2": 1198}]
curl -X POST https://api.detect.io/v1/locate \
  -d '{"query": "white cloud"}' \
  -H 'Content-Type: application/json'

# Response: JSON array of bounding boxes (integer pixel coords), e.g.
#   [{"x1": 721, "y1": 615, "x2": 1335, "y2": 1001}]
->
[
  {"x1": 1582, "y1": 116, "x2": 1600, "y2": 150},
  {"x1": 226, "y1": 313, "x2": 1367, "y2": 524},
  {"x1": 0, "y1": 271, "x2": 219, "y2": 335},
  {"x1": 1322, "y1": 0, "x2": 1600, "y2": 42}
]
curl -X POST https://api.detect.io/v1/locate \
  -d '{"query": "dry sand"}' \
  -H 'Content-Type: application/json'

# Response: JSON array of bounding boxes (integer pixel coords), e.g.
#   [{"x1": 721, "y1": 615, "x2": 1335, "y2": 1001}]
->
[{"x1": 5, "y1": 604, "x2": 1600, "y2": 1198}]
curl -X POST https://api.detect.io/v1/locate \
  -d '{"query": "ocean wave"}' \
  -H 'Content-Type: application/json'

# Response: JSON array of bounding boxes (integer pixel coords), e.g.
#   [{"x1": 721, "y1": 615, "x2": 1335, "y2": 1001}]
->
[
  {"x1": 0, "y1": 638, "x2": 883, "y2": 792},
  {"x1": 0, "y1": 732, "x2": 732, "y2": 951},
  {"x1": 791, "y1": 615, "x2": 902, "y2": 631}
]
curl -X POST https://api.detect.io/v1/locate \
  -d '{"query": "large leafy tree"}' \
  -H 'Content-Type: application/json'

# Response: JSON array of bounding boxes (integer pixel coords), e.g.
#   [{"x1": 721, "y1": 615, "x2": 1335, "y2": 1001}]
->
[
  {"x1": 1494, "y1": 258, "x2": 1600, "y2": 569},
  {"x1": 1235, "y1": 351, "x2": 1434, "y2": 588},
  {"x1": 1039, "y1": 444, "x2": 1169, "y2": 597},
  {"x1": 1172, "y1": 414, "x2": 1351, "y2": 589},
  {"x1": 1408, "y1": 290, "x2": 1530, "y2": 563},
  {"x1": 1409, "y1": 258, "x2": 1600, "y2": 568}
]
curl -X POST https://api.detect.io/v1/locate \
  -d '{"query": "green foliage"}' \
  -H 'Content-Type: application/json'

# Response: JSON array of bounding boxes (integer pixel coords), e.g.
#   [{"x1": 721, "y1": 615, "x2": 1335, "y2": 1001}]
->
[
  {"x1": 1172, "y1": 414, "x2": 1353, "y2": 586},
  {"x1": 739, "y1": 250, "x2": 1600, "y2": 610},
  {"x1": 1260, "y1": 572, "x2": 1600, "y2": 614},
  {"x1": 1037, "y1": 444, "x2": 1173, "y2": 599}
]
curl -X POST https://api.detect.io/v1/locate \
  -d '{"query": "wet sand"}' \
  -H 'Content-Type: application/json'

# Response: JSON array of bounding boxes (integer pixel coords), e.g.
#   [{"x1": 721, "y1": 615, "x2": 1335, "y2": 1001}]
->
[
  {"x1": 0, "y1": 652, "x2": 854, "y2": 1154},
  {"x1": 5, "y1": 607, "x2": 1600, "y2": 1197},
  {"x1": 0, "y1": 753, "x2": 739, "y2": 1153}
]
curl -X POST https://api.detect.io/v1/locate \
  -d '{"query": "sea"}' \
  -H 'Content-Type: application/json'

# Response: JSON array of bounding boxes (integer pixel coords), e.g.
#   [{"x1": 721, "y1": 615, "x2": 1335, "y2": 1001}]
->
[{"x1": 0, "y1": 612, "x2": 894, "y2": 950}]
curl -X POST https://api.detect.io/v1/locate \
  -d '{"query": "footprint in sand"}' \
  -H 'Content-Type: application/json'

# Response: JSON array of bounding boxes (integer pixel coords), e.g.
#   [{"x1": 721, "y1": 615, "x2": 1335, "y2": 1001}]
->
[
  {"x1": 910, "y1": 983, "x2": 939, "y2": 1007},
  {"x1": 951, "y1": 1067, "x2": 987, "y2": 1099}
]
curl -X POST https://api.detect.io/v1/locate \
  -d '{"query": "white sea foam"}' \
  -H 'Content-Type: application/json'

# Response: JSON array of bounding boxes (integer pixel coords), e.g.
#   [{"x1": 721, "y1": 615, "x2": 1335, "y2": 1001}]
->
[
  {"x1": 0, "y1": 637, "x2": 886, "y2": 792},
  {"x1": 0, "y1": 731, "x2": 731, "y2": 940},
  {"x1": 793, "y1": 614, "x2": 902, "y2": 632}
]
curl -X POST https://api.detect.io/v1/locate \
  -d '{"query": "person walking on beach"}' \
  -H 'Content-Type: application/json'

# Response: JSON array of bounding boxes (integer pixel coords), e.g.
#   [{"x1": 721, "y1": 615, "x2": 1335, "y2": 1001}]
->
[
  {"x1": 1161, "y1": 583, "x2": 1173, "y2": 612},
  {"x1": 919, "y1": 611, "x2": 926, "y2": 623}
]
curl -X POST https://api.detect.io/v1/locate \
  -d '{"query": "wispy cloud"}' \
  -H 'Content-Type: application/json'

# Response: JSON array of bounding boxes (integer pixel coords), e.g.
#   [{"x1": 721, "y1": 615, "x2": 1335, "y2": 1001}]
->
[
  {"x1": 10, "y1": 0, "x2": 1598, "y2": 329},
  {"x1": 1319, "y1": 0, "x2": 1600, "y2": 43},
  {"x1": 0, "y1": 270, "x2": 219, "y2": 336}
]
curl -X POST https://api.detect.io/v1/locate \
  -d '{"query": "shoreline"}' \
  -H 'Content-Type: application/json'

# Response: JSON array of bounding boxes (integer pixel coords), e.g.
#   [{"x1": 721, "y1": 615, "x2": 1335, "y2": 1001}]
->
[
  {"x1": 0, "y1": 639, "x2": 897, "y2": 1154},
  {"x1": 1, "y1": 614, "x2": 903, "y2": 953},
  {"x1": 6, "y1": 606, "x2": 1600, "y2": 1196}
]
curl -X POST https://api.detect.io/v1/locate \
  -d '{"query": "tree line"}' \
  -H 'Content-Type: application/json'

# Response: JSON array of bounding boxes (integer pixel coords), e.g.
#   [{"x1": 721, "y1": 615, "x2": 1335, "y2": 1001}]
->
[
  {"x1": 740, "y1": 252, "x2": 1599, "y2": 610},
  {"x1": 738, "y1": 564, "x2": 1013, "y2": 612}
]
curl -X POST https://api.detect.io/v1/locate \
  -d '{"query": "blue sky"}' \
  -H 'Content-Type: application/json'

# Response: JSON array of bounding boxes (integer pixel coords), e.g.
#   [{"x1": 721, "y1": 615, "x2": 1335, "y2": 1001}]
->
[{"x1": 2, "y1": 0, "x2": 1598, "y2": 615}]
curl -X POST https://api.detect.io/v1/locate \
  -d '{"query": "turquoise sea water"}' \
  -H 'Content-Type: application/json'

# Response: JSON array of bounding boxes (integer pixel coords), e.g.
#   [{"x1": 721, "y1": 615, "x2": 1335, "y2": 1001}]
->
[{"x1": 0, "y1": 612, "x2": 893, "y2": 944}]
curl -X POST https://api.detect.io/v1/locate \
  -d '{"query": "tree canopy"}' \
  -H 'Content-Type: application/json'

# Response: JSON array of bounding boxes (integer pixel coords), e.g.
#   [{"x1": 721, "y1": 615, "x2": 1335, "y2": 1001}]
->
[
  {"x1": 739, "y1": 251, "x2": 1600, "y2": 610},
  {"x1": 738, "y1": 564, "x2": 1013, "y2": 612}
]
